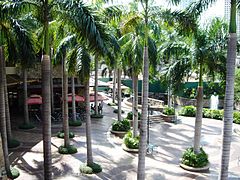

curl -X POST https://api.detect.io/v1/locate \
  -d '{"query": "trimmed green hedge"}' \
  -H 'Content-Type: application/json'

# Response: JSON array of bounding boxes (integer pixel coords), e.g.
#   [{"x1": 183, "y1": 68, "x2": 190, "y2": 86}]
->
[
  {"x1": 8, "y1": 167, "x2": 20, "y2": 179},
  {"x1": 112, "y1": 119, "x2": 130, "y2": 132},
  {"x1": 79, "y1": 162, "x2": 102, "y2": 174},
  {"x1": 124, "y1": 131, "x2": 139, "y2": 149},
  {"x1": 181, "y1": 147, "x2": 208, "y2": 168},
  {"x1": 57, "y1": 131, "x2": 75, "y2": 139},
  {"x1": 58, "y1": 145, "x2": 77, "y2": 154},
  {"x1": 126, "y1": 112, "x2": 141, "y2": 120}
]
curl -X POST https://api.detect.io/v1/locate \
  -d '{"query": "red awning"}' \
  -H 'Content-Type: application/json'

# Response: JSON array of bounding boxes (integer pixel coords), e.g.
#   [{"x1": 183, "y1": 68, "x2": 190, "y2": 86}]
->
[
  {"x1": 89, "y1": 94, "x2": 108, "y2": 102},
  {"x1": 67, "y1": 94, "x2": 85, "y2": 102},
  {"x1": 27, "y1": 95, "x2": 42, "y2": 105}
]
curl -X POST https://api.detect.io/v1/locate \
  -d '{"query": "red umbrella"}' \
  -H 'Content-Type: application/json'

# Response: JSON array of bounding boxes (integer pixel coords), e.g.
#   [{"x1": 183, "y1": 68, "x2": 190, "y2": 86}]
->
[{"x1": 27, "y1": 95, "x2": 42, "y2": 105}]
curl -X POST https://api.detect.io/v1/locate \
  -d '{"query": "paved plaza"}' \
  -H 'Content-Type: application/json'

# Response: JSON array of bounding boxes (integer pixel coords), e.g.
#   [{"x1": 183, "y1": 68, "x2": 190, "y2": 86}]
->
[{"x1": 8, "y1": 98, "x2": 240, "y2": 180}]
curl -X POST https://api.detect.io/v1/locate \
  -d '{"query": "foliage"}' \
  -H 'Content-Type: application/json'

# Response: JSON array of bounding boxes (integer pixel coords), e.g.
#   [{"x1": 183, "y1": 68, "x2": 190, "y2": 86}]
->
[
  {"x1": 112, "y1": 119, "x2": 130, "y2": 132},
  {"x1": 234, "y1": 68, "x2": 240, "y2": 103},
  {"x1": 179, "y1": 106, "x2": 196, "y2": 117},
  {"x1": 7, "y1": 167, "x2": 20, "y2": 179},
  {"x1": 79, "y1": 162, "x2": 102, "y2": 174},
  {"x1": 181, "y1": 147, "x2": 208, "y2": 168},
  {"x1": 203, "y1": 108, "x2": 224, "y2": 120},
  {"x1": 91, "y1": 114, "x2": 104, "y2": 118},
  {"x1": 163, "y1": 106, "x2": 175, "y2": 115},
  {"x1": 8, "y1": 139, "x2": 20, "y2": 149},
  {"x1": 113, "y1": 109, "x2": 124, "y2": 114},
  {"x1": 69, "y1": 120, "x2": 82, "y2": 127},
  {"x1": 124, "y1": 131, "x2": 139, "y2": 149},
  {"x1": 57, "y1": 131, "x2": 75, "y2": 139},
  {"x1": 233, "y1": 111, "x2": 240, "y2": 124},
  {"x1": 18, "y1": 123, "x2": 35, "y2": 130},
  {"x1": 126, "y1": 111, "x2": 141, "y2": 120},
  {"x1": 58, "y1": 145, "x2": 78, "y2": 154}
]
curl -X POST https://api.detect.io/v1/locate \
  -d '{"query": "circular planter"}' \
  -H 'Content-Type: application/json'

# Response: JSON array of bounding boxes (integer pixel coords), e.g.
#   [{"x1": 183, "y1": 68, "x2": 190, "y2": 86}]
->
[
  {"x1": 160, "y1": 114, "x2": 177, "y2": 123},
  {"x1": 110, "y1": 130, "x2": 127, "y2": 138},
  {"x1": 122, "y1": 143, "x2": 139, "y2": 153},
  {"x1": 180, "y1": 163, "x2": 210, "y2": 172}
]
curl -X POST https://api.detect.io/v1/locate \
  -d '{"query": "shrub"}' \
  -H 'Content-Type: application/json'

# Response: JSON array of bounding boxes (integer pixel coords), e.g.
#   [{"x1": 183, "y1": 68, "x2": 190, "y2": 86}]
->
[
  {"x1": 234, "y1": 111, "x2": 240, "y2": 124},
  {"x1": 8, "y1": 139, "x2": 20, "y2": 149},
  {"x1": 113, "y1": 109, "x2": 124, "y2": 114},
  {"x1": 58, "y1": 145, "x2": 77, "y2": 154},
  {"x1": 179, "y1": 106, "x2": 196, "y2": 117},
  {"x1": 112, "y1": 119, "x2": 130, "y2": 132},
  {"x1": 124, "y1": 131, "x2": 139, "y2": 149},
  {"x1": 107, "y1": 102, "x2": 116, "y2": 106},
  {"x1": 69, "y1": 120, "x2": 82, "y2": 126},
  {"x1": 126, "y1": 112, "x2": 141, "y2": 120},
  {"x1": 91, "y1": 114, "x2": 104, "y2": 118},
  {"x1": 163, "y1": 106, "x2": 175, "y2": 116},
  {"x1": 7, "y1": 167, "x2": 20, "y2": 179},
  {"x1": 203, "y1": 108, "x2": 212, "y2": 118},
  {"x1": 57, "y1": 131, "x2": 75, "y2": 139},
  {"x1": 211, "y1": 110, "x2": 223, "y2": 120},
  {"x1": 18, "y1": 123, "x2": 35, "y2": 130},
  {"x1": 181, "y1": 147, "x2": 208, "y2": 168},
  {"x1": 79, "y1": 162, "x2": 102, "y2": 174}
]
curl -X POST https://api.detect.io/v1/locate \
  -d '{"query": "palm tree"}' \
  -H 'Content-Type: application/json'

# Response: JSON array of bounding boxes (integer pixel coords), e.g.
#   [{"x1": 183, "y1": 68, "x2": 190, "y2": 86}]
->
[{"x1": 220, "y1": 0, "x2": 237, "y2": 179}]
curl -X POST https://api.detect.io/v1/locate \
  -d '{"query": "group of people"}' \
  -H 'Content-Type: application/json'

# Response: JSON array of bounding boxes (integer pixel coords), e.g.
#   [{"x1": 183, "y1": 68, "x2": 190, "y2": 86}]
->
[{"x1": 91, "y1": 103, "x2": 103, "y2": 114}]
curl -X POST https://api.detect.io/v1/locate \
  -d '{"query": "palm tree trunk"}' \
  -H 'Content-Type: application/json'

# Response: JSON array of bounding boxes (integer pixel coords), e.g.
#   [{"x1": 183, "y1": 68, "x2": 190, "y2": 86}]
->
[
  {"x1": 63, "y1": 57, "x2": 70, "y2": 147},
  {"x1": 23, "y1": 67, "x2": 30, "y2": 125},
  {"x1": 50, "y1": 57, "x2": 54, "y2": 113},
  {"x1": 85, "y1": 79, "x2": 93, "y2": 165},
  {"x1": 94, "y1": 56, "x2": 99, "y2": 115},
  {"x1": 117, "y1": 69, "x2": 122, "y2": 121},
  {"x1": 71, "y1": 76, "x2": 76, "y2": 121},
  {"x1": 42, "y1": 55, "x2": 52, "y2": 180},
  {"x1": 3, "y1": 57, "x2": 12, "y2": 142},
  {"x1": 0, "y1": 46, "x2": 11, "y2": 176},
  {"x1": 133, "y1": 73, "x2": 138, "y2": 137},
  {"x1": 220, "y1": 1, "x2": 237, "y2": 179},
  {"x1": 42, "y1": 1, "x2": 52, "y2": 179},
  {"x1": 0, "y1": 137, "x2": 7, "y2": 179},
  {"x1": 137, "y1": 46, "x2": 148, "y2": 180},
  {"x1": 193, "y1": 63, "x2": 203, "y2": 154},
  {"x1": 112, "y1": 68, "x2": 116, "y2": 104}
]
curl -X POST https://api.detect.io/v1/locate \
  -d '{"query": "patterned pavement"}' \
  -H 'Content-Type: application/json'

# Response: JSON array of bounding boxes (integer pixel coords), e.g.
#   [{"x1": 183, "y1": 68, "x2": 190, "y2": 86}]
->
[{"x1": 8, "y1": 98, "x2": 240, "y2": 180}]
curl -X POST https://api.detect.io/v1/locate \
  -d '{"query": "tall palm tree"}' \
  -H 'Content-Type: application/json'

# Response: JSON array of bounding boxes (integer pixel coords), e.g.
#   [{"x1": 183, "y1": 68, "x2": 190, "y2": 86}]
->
[{"x1": 220, "y1": 0, "x2": 237, "y2": 179}]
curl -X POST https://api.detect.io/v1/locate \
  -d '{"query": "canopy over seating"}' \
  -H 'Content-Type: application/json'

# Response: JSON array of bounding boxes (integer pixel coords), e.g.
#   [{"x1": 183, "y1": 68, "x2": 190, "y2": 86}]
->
[{"x1": 27, "y1": 95, "x2": 42, "y2": 105}]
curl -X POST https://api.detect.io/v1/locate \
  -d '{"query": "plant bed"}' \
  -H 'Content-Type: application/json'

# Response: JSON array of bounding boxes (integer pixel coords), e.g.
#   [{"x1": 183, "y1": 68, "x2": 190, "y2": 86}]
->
[
  {"x1": 113, "y1": 109, "x2": 124, "y2": 114},
  {"x1": 58, "y1": 145, "x2": 78, "y2": 154},
  {"x1": 160, "y1": 113, "x2": 177, "y2": 123},
  {"x1": 79, "y1": 162, "x2": 102, "y2": 174},
  {"x1": 69, "y1": 120, "x2": 82, "y2": 127},
  {"x1": 7, "y1": 167, "x2": 20, "y2": 179},
  {"x1": 180, "y1": 147, "x2": 209, "y2": 172},
  {"x1": 126, "y1": 112, "x2": 141, "y2": 120},
  {"x1": 8, "y1": 139, "x2": 21, "y2": 149},
  {"x1": 122, "y1": 131, "x2": 139, "y2": 152},
  {"x1": 107, "y1": 102, "x2": 116, "y2": 106},
  {"x1": 111, "y1": 119, "x2": 130, "y2": 138},
  {"x1": 179, "y1": 106, "x2": 196, "y2": 117},
  {"x1": 127, "y1": 119, "x2": 141, "y2": 128},
  {"x1": 91, "y1": 114, "x2": 104, "y2": 118},
  {"x1": 57, "y1": 131, "x2": 75, "y2": 139},
  {"x1": 18, "y1": 123, "x2": 35, "y2": 130}
]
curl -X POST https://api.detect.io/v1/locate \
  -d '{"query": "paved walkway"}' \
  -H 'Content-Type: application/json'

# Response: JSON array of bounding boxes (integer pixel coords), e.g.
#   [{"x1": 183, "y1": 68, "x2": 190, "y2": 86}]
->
[{"x1": 9, "y1": 98, "x2": 240, "y2": 180}]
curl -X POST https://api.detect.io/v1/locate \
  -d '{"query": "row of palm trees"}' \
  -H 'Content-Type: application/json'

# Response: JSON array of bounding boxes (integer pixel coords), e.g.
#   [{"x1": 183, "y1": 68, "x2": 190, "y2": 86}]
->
[{"x1": 0, "y1": 0, "x2": 238, "y2": 180}]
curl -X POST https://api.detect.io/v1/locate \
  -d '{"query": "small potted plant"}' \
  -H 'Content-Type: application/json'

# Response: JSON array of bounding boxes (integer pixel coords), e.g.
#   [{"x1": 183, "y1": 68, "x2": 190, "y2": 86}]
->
[{"x1": 160, "y1": 106, "x2": 176, "y2": 123}]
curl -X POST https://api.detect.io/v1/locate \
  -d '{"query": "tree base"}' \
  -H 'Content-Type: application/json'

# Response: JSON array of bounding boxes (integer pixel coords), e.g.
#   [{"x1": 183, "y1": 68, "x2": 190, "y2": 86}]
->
[
  {"x1": 69, "y1": 120, "x2": 82, "y2": 126},
  {"x1": 7, "y1": 167, "x2": 20, "y2": 179},
  {"x1": 113, "y1": 109, "x2": 124, "y2": 114},
  {"x1": 79, "y1": 162, "x2": 102, "y2": 174},
  {"x1": 8, "y1": 139, "x2": 21, "y2": 149},
  {"x1": 57, "y1": 131, "x2": 75, "y2": 139},
  {"x1": 180, "y1": 163, "x2": 210, "y2": 172},
  {"x1": 91, "y1": 114, "x2": 104, "y2": 118},
  {"x1": 18, "y1": 123, "x2": 35, "y2": 130},
  {"x1": 110, "y1": 130, "x2": 127, "y2": 138},
  {"x1": 58, "y1": 145, "x2": 78, "y2": 154}
]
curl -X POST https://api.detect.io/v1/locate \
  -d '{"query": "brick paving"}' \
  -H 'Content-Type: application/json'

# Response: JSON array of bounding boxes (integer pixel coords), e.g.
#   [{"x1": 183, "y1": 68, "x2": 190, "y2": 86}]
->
[{"x1": 7, "y1": 98, "x2": 240, "y2": 180}]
